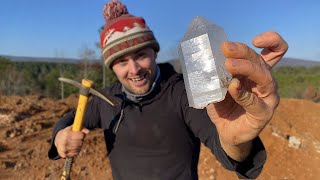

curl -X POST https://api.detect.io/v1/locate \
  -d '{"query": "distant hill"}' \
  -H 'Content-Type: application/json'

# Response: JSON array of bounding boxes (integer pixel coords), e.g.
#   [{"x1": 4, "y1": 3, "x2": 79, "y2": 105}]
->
[
  {"x1": 275, "y1": 57, "x2": 320, "y2": 67},
  {"x1": 1, "y1": 55, "x2": 101, "y2": 64},
  {"x1": 166, "y1": 57, "x2": 320, "y2": 73},
  {"x1": 2, "y1": 54, "x2": 320, "y2": 67}
]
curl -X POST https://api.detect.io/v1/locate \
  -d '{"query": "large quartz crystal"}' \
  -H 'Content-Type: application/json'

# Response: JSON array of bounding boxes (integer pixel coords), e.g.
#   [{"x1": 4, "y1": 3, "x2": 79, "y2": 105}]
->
[{"x1": 179, "y1": 16, "x2": 232, "y2": 109}]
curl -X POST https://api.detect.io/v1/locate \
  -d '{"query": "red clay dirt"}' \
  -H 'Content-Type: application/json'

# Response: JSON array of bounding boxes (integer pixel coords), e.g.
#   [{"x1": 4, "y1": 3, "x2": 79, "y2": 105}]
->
[{"x1": 0, "y1": 95, "x2": 319, "y2": 180}]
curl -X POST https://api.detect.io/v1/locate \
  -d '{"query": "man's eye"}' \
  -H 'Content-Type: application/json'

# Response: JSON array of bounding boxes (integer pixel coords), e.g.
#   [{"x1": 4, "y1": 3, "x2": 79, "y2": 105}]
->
[
  {"x1": 115, "y1": 59, "x2": 127, "y2": 66},
  {"x1": 136, "y1": 53, "x2": 146, "y2": 59}
]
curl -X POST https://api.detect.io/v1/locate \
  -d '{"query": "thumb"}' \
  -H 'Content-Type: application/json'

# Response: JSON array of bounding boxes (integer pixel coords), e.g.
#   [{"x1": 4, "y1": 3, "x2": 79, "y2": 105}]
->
[
  {"x1": 81, "y1": 128, "x2": 90, "y2": 135},
  {"x1": 228, "y1": 78, "x2": 269, "y2": 121},
  {"x1": 65, "y1": 125, "x2": 72, "y2": 131}
]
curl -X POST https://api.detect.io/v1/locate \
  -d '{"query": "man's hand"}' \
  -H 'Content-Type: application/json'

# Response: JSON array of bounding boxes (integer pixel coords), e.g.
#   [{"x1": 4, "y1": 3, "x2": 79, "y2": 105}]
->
[
  {"x1": 206, "y1": 31, "x2": 288, "y2": 161},
  {"x1": 54, "y1": 126, "x2": 90, "y2": 158}
]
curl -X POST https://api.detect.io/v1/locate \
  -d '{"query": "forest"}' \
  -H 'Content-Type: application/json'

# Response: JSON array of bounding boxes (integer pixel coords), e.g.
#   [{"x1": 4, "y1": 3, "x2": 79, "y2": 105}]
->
[{"x1": 0, "y1": 56, "x2": 319, "y2": 102}]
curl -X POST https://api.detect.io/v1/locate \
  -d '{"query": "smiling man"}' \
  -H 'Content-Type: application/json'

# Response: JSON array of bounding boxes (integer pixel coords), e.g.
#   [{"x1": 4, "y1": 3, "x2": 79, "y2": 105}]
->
[{"x1": 49, "y1": 0, "x2": 288, "y2": 179}]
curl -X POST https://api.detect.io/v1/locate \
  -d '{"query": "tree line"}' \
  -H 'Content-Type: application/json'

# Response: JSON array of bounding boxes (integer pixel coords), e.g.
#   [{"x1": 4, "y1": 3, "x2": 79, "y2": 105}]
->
[
  {"x1": 0, "y1": 56, "x2": 117, "y2": 98},
  {"x1": 0, "y1": 56, "x2": 319, "y2": 102},
  {"x1": 272, "y1": 66, "x2": 320, "y2": 102}
]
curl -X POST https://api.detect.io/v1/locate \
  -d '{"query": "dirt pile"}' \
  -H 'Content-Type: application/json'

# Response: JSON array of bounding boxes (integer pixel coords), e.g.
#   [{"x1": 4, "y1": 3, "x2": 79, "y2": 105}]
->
[{"x1": 0, "y1": 95, "x2": 319, "y2": 180}]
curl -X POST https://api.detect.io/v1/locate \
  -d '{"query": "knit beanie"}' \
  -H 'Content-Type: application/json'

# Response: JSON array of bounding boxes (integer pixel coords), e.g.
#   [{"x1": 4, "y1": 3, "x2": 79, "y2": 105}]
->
[{"x1": 100, "y1": 0, "x2": 160, "y2": 69}]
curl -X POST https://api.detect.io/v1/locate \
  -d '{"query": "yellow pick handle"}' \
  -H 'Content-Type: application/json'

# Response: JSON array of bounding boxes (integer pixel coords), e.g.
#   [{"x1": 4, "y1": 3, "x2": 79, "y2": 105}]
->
[{"x1": 72, "y1": 79, "x2": 93, "y2": 132}]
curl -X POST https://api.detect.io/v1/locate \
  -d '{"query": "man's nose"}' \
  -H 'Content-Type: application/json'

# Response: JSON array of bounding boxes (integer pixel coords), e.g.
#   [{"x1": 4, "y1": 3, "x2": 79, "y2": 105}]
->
[{"x1": 128, "y1": 60, "x2": 140, "y2": 74}]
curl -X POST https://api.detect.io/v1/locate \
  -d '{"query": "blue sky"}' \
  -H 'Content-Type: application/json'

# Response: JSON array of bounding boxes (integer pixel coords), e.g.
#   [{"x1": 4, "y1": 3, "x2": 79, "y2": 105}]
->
[{"x1": 1, "y1": 0, "x2": 320, "y2": 62}]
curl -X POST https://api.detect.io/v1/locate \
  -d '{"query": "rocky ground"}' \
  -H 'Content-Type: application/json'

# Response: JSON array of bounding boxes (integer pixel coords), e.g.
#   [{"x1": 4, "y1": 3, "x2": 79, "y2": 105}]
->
[{"x1": 0, "y1": 95, "x2": 319, "y2": 180}]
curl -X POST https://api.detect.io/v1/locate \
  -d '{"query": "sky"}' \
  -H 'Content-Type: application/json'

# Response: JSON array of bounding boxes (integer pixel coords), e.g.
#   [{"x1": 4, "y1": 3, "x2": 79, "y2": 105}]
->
[{"x1": 1, "y1": 0, "x2": 320, "y2": 62}]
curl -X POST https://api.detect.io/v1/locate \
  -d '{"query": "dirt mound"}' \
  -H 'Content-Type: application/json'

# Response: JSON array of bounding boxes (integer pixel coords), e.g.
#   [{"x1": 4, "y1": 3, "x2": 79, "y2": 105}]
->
[{"x1": 0, "y1": 96, "x2": 319, "y2": 180}]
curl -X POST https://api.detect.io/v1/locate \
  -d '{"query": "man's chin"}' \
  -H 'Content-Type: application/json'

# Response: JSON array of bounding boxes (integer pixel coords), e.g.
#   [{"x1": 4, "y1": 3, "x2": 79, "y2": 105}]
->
[
  {"x1": 126, "y1": 84, "x2": 150, "y2": 95},
  {"x1": 130, "y1": 88, "x2": 149, "y2": 95},
  {"x1": 126, "y1": 82, "x2": 151, "y2": 95}
]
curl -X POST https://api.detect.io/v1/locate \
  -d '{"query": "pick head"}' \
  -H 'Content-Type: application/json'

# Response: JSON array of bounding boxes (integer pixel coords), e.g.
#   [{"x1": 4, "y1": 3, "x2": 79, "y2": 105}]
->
[{"x1": 58, "y1": 77, "x2": 120, "y2": 106}]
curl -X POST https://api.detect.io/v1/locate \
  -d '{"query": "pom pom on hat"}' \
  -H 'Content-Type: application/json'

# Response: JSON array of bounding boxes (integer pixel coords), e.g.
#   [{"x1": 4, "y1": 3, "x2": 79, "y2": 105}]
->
[
  {"x1": 103, "y1": 0, "x2": 128, "y2": 21},
  {"x1": 100, "y1": 0, "x2": 160, "y2": 70}
]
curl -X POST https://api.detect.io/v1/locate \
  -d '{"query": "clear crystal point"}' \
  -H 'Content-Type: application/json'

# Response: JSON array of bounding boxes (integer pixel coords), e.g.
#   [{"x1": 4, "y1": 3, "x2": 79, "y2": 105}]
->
[{"x1": 179, "y1": 16, "x2": 232, "y2": 109}]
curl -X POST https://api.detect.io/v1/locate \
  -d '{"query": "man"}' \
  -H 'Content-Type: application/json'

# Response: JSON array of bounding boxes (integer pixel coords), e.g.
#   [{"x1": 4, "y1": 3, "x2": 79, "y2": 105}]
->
[{"x1": 49, "y1": 0, "x2": 288, "y2": 179}]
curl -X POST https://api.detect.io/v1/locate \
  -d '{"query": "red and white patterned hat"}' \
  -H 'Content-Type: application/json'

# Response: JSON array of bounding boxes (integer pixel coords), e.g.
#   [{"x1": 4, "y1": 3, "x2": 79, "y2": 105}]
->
[{"x1": 100, "y1": 0, "x2": 160, "y2": 69}]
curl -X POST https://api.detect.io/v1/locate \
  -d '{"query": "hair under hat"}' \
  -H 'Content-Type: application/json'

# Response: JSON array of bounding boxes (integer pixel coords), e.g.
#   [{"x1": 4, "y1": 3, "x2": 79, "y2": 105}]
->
[{"x1": 100, "y1": 0, "x2": 160, "y2": 69}]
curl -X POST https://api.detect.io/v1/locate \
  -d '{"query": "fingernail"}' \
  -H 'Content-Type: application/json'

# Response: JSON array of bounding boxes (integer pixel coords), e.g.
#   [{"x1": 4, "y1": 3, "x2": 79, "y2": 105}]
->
[
  {"x1": 227, "y1": 42, "x2": 237, "y2": 51},
  {"x1": 230, "y1": 59, "x2": 240, "y2": 66}
]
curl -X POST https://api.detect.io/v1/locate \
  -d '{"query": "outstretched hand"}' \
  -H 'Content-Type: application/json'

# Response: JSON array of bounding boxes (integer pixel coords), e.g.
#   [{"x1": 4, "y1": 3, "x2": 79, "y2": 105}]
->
[{"x1": 206, "y1": 31, "x2": 288, "y2": 158}]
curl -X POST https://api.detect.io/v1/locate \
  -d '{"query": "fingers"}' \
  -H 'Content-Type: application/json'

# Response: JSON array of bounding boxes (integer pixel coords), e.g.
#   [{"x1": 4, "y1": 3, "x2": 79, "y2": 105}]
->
[
  {"x1": 228, "y1": 78, "x2": 272, "y2": 123},
  {"x1": 222, "y1": 40, "x2": 277, "y2": 97},
  {"x1": 252, "y1": 31, "x2": 288, "y2": 67},
  {"x1": 222, "y1": 31, "x2": 289, "y2": 68},
  {"x1": 222, "y1": 42, "x2": 265, "y2": 67},
  {"x1": 54, "y1": 126, "x2": 88, "y2": 158},
  {"x1": 225, "y1": 58, "x2": 275, "y2": 97},
  {"x1": 82, "y1": 128, "x2": 90, "y2": 135}
]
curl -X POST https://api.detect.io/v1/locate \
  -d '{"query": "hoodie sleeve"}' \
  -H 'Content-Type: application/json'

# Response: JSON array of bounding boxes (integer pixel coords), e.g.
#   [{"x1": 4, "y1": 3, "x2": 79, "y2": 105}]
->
[{"x1": 181, "y1": 88, "x2": 266, "y2": 179}]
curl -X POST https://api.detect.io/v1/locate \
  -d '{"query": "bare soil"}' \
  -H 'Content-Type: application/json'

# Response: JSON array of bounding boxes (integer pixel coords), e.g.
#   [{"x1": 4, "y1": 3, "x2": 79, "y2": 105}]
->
[{"x1": 0, "y1": 95, "x2": 319, "y2": 180}]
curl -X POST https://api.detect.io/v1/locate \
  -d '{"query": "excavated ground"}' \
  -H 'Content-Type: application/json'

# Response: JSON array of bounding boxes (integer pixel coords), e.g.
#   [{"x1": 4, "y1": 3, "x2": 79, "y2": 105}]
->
[{"x1": 0, "y1": 95, "x2": 319, "y2": 180}]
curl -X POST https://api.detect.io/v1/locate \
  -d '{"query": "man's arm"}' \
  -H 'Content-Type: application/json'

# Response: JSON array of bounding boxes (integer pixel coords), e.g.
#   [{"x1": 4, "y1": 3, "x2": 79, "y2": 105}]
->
[
  {"x1": 182, "y1": 31, "x2": 288, "y2": 178},
  {"x1": 182, "y1": 91, "x2": 266, "y2": 179}
]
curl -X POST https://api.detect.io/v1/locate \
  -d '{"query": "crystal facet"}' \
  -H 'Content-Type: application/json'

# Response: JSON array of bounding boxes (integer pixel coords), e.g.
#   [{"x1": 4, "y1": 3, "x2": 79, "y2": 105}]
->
[{"x1": 179, "y1": 16, "x2": 232, "y2": 109}]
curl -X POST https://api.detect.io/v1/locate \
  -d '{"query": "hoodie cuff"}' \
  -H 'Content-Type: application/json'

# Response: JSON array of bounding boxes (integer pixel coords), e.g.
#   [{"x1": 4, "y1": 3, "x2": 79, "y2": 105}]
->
[{"x1": 226, "y1": 137, "x2": 266, "y2": 179}]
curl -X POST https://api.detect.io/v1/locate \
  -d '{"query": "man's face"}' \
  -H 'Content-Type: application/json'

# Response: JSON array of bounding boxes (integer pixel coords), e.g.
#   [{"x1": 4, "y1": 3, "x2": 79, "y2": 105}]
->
[{"x1": 112, "y1": 48, "x2": 157, "y2": 95}]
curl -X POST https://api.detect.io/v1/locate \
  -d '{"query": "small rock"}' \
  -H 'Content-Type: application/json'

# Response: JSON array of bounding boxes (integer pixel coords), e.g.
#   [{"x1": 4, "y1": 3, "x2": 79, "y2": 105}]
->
[
  {"x1": 14, "y1": 162, "x2": 23, "y2": 170},
  {"x1": 288, "y1": 136, "x2": 301, "y2": 149},
  {"x1": 272, "y1": 131, "x2": 284, "y2": 139},
  {"x1": 3, "y1": 161, "x2": 16, "y2": 169},
  {"x1": 7, "y1": 128, "x2": 22, "y2": 138}
]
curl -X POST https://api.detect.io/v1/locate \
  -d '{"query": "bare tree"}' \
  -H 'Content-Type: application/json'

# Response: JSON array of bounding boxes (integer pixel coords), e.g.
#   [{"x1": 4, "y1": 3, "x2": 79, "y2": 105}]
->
[
  {"x1": 79, "y1": 44, "x2": 96, "y2": 79},
  {"x1": 94, "y1": 41, "x2": 106, "y2": 88},
  {"x1": 101, "y1": 56, "x2": 106, "y2": 88},
  {"x1": 2, "y1": 67, "x2": 26, "y2": 95},
  {"x1": 98, "y1": 26, "x2": 106, "y2": 88},
  {"x1": 55, "y1": 49, "x2": 65, "y2": 99}
]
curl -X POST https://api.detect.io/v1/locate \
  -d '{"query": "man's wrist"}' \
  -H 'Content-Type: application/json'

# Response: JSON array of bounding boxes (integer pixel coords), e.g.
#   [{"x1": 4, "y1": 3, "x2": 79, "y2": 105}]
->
[{"x1": 220, "y1": 139, "x2": 253, "y2": 162}]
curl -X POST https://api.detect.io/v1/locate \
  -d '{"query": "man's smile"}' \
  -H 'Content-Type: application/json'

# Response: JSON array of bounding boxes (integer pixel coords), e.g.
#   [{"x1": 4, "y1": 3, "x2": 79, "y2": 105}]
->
[{"x1": 129, "y1": 74, "x2": 146, "y2": 82}]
